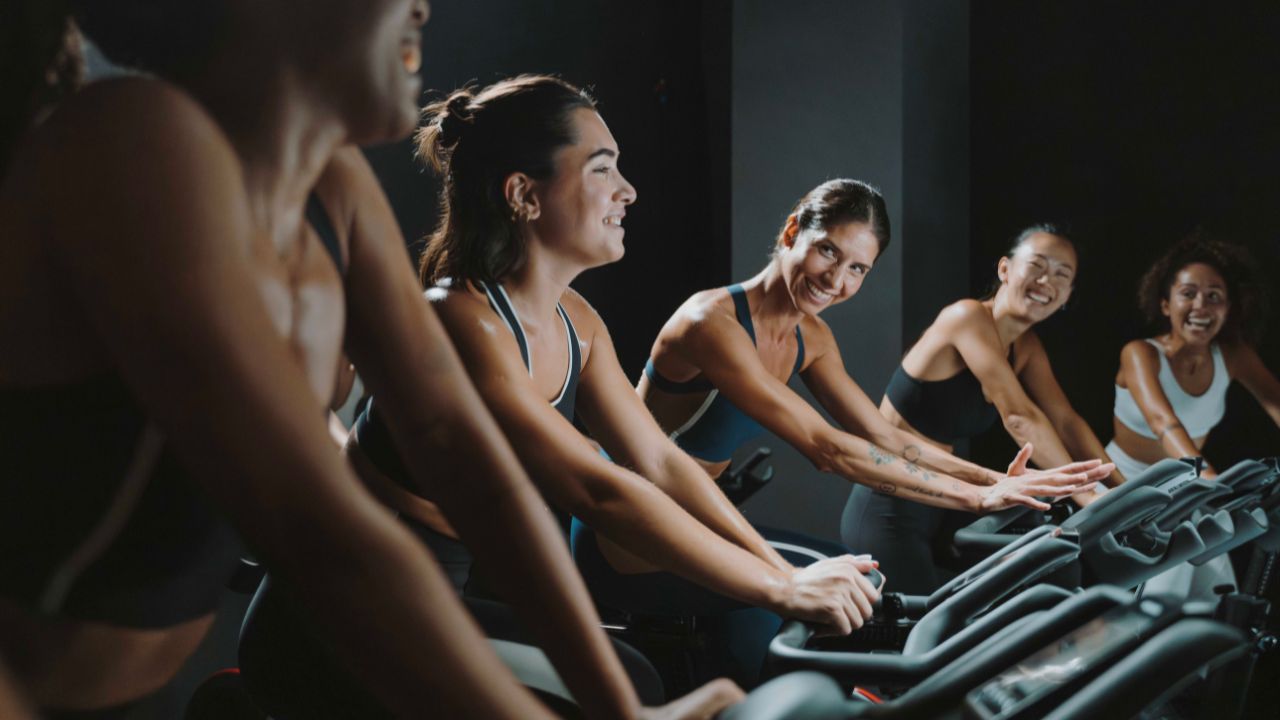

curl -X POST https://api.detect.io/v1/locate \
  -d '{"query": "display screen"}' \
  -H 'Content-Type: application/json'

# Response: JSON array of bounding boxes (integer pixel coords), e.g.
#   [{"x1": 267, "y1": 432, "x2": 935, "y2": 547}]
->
[{"x1": 968, "y1": 601, "x2": 1163, "y2": 717}]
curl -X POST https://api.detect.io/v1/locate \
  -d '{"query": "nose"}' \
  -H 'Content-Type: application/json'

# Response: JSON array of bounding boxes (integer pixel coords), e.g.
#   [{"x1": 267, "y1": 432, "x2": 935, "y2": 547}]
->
[
  {"x1": 823, "y1": 266, "x2": 844, "y2": 293},
  {"x1": 1191, "y1": 293, "x2": 1206, "y2": 309},
  {"x1": 616, "y1": 171, "x2": 637, "y2": 206},
  {"x1": 411, "y1": 0, "x2": 429, "y2": 27}
]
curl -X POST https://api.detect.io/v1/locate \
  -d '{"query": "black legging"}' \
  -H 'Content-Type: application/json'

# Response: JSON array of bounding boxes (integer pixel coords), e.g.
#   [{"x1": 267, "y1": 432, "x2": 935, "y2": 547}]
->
[{"x1": 841, "y1": 485, "x2": 979, "y2": 595}]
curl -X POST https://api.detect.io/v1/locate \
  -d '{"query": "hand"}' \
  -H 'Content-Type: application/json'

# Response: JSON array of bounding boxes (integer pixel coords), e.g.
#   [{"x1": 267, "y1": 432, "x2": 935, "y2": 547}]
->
[
  {"x1": 776, "y1": 554, "x2": 881, "y2": 635},
  {"x1": 981, "y1": 443, "x2": 1111, "y2": 513},
  {"x1": 638, "y1": 678, "x2": 744, "y2": 720}
]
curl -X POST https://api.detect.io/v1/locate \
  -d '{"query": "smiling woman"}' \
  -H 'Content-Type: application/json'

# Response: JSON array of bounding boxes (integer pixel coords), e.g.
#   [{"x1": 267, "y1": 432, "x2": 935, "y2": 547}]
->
[
  {"x1": 641, "y1": 194, "x2": 1108, "y2": 598},
  {"x1": 834, "y1": 224, "x2": 1123, "y2": 594}
]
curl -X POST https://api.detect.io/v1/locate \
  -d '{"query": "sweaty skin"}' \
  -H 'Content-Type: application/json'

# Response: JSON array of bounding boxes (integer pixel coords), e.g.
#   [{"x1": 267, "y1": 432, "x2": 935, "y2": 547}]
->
[
  {"x1": 1114, "y1": 262, "x2": 1280, "y2": 476},
  {"x1": 642, "y1": 222, "x2": 1108, "y2": 514}
]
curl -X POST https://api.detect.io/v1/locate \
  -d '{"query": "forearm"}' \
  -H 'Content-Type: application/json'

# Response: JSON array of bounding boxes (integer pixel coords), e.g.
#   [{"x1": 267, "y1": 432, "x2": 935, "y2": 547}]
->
[
  {"x1": 816, "y1": 431, "x2": 981, "y2": 513},
  {"x1": 649, "y1": 451, "x2": 791, "y2": 571},
  {"x1": 1157, "y1": 424, "x2": 1215, "y2": 476},
  {"x1": 572, "y1": 463, "x2": 794, "y2": 611},
  {"x1": 1060, "y1": 416, "x2": 1127, "y2": 486},
  {"x1": 877, "y1": 427, "x2": 996, "y2": 486},
  {"x1": 439, "y1": 453, "x2": 639, "y2": 718}
]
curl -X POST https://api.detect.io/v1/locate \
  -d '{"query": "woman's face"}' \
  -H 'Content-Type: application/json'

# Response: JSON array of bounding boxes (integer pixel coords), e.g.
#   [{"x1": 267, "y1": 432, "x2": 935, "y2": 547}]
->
[
  {"x1": 998, "y1": 232, "x2": 1076, "y2": 322},
  {"x1": 778, "y1": 221, "x2": 880, "y2": 316},
  {"x1": 1162, "y1": 262, "x2": 1229, "y2": 346},
  {"x1": 292, "y1": 0, "x2": 428, "y2": 143},
  {"x1": 528, "y1": 108, "x2": 637, "y2": 269}
]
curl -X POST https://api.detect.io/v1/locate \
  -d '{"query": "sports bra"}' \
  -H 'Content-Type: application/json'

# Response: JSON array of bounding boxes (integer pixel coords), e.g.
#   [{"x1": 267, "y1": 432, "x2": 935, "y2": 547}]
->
[
  {"x1": 0, "y1": 191, "x2": 342, "y2": 628},
  {"x1": 1113, "y1": 339, "x2": 1229, "y2": 439},
  {"x1": 350, "y1": 280, "x2": 580, "y2": 531},
  {"x1": 644, "y1": 284, "x2": 804, "y2": 463},
  {"x1": 883, "y1": 347, "x2": 1015, "y2": 445}
]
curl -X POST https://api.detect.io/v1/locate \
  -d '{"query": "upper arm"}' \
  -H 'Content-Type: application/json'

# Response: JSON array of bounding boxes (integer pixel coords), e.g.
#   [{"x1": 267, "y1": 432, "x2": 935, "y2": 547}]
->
[
  {"x1": 798, "y1": 320, "x2": 894, "y2": 440},
  {"x1": 559, "y1": 293, "x2": 680, "y2": 475},
  {"x1": 434, "y1": 292, "x2": 628, "y2": 511},
  {"x1": 1117, "y1": 339, "x2": 1181, "y2": 430},
  {"x1": 41, "y1": 82, "x2": 369, "y2": 547},
  {"x1": 1016, "y1": 331, "x2": 1084, "y2": 429},
  {"x1": 1226, "y1": 342, "x2": 1280, "y2": 417},
  {"x1": 946, "y1": 301, "x2": 1041, "y2": 419}
]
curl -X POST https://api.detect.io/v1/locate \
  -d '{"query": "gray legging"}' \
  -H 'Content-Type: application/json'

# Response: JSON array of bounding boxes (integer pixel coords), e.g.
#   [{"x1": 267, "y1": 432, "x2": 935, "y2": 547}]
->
[{"x1": 841, "y1": 485, "x2": 979, "y2": 595}]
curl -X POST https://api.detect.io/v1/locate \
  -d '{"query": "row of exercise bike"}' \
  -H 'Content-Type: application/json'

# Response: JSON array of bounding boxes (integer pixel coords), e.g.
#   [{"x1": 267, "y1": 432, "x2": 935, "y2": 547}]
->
[{"x1": 187, "y1": 455, "x2": 1280, "y2": 719}]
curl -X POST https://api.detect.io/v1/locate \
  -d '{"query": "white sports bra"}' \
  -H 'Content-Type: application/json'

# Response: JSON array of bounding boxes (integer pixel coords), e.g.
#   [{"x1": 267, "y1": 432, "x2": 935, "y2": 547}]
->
[{"x1": 1113, "y1": 339, "x2": 1229, "y2": 439}]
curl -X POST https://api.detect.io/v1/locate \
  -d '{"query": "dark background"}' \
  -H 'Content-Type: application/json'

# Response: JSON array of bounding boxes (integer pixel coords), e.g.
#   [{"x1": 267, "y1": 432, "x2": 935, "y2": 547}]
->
[{"x1": 139, "y1": 1, "x2": 1279, "y2": 716}]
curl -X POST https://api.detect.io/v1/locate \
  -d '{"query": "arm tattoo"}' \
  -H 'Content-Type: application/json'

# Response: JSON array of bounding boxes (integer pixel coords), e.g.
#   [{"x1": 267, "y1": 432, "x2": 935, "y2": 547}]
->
[
  {"x1": 877, "y1": 482, "x2": 897, "y2": 495},
  {"x1": 1157, "y1": 422, "x2": 1184, "y2": 440},
  {"x1": 869, "y1": 444, "x2": 894, "y2": 466},
  {"x1": 900, "y1": 444, "x2": 935, "y2": 482},
  {"x1": 908, "y1": 484, "x2": 944, "y2": 499}
]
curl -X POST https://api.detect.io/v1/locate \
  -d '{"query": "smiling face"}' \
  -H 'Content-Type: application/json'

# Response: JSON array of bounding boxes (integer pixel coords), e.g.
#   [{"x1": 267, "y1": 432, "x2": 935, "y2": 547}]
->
[
  {"x1": 296, "y1": 0, "x2": 428, "y2": 143},
  {"x1": 1162, "y1": 262, "x2": 1229, "y2": 346},
  {"x1": 527, "y1": 108, "x2": 637, "y2": 269},
  {"x1": 997, "y1": 232, "x2": 1077, "y2": 322},
  {"x1": 777, "y1": 220, "x2": 880, "y2": 315}
]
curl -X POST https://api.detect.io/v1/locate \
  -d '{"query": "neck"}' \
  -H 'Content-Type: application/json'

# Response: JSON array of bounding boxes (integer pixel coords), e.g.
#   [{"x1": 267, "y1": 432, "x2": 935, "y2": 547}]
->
[
  {"x1": 498, "y1": 241, "x2": 580, "y2": 325},
  {"x1": 1162, "y1": 333, "x2": 1213, "y2": 362},
  {"x1": 747, "y1": 262, "x2": 806, "y2": 341},
  {"x1": 986, "y1": 289, "x2": 1035, "y2": 346},
  {"x1": 182, "y1": 51, "x2": 347, "y2": 240}
]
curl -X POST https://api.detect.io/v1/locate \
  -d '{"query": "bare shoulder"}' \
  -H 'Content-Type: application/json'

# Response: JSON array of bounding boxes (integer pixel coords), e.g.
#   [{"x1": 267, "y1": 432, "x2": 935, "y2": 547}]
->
[
  {"x1": 40, "y1": 77, "x2": 236, "y2": 173},
  {"x1": 425, "y1": 279, "x2": 490, "y2": 325},
  {"x1": 665, "y1": 287, "x2": 739, "y2": 341},
  {"x1": 936, "y1": 298, "x2": 990, "y2": 329},
  {"x1": 797, "y1": 312, "x2": 837, "y2": 353},
  {"x1": 1120, "y1": 338, "x2": 1160, "y2": 363},
  {"x1": 558, "y1": 286, "x2": 607, "y2": 342}
]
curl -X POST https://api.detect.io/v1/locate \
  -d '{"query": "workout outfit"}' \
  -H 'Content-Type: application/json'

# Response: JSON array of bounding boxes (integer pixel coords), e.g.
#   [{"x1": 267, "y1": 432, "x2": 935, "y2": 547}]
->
[
  {"x1": 840, "y1": 349, "x2": 1014, "y2": 594},
  {"x1": 643, "y1": 284, "x2": 804, "y2": 463},
  {"x1": 1109, "y1": 339, "x2": 1234, "y2": 600}
]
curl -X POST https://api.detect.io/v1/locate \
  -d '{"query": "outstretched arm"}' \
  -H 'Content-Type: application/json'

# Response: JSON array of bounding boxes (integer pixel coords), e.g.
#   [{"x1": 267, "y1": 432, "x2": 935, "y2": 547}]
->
[
  {"x1": 946, "y1": 302, "x2": 1121, "y2": 500},
  {"x1": 672, "y1": 305, "x2": 1096, "y2": 513},
  {"x1": 435, "y1": 289, "x2": 878, "y2": 633},
  {"x1": 570, "y1": 298, "x2": 791, "y2": 572},
  {"x1": 327, "y1": 148, "x2": 643, "y2": 720},
  {"x1": 49, "y1": 82, "x2": 552, "y2": 719}
]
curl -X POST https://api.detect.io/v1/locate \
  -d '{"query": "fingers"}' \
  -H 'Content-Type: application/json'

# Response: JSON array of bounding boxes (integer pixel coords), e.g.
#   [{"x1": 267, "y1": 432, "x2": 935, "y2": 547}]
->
[
  {"x1": 1010, "y1": 494, "x2": 1052, "y2": 511},
  {"x1": 850, "y1": 553, "x2": 878, "y2": 574},
  {"x1": 1006, "y1": 442, "x2": 1034, "y2": 475},
  {"x1": 647, "y1": 678, "x2": 744, "y2": 720}
]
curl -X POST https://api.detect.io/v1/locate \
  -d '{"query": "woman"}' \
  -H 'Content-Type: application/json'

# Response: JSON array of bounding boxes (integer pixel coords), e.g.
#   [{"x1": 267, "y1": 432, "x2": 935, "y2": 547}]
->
[
  {"x1": 1111, "y1": 233, "x2": 1279, "y2": 597},
  {"x1": 0, "y1": 3, "x2": 732, "y2": 718},
  {"x1": 346, "y1": 76, "x2": 881, "y2": 685},
  {"x1": 842, "y1": 224, "x2": 1125, "y2": 592},
  {"x1": 641, "y1": 185, "x2": 1107, "y2": 596}
]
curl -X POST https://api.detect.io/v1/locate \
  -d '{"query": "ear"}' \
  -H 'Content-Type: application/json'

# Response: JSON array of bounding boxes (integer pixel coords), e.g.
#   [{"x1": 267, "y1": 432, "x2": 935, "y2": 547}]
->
[
  {"x1": 1160, "y1": 297, "x2": 1170, "y2": 318},
  {"x1": 778, "y1": 214, "x2": 800, "y2": 249},
  {"x1": 503, "y1": 172, "x2": 541, "y2": 221},
  {"x1": 997, "y1": 255, "x2": 1010, "y2": 283}
]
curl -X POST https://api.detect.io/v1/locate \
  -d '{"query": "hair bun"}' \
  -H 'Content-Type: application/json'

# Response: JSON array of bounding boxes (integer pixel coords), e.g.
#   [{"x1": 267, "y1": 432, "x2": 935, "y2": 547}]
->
[{"x1": 437, "y1": 92, "x2": 475, "y2": 148}]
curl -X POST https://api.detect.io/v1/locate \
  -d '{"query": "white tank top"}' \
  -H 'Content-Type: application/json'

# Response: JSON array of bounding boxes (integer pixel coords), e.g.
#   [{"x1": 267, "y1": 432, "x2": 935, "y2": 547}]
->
[{"x1": 1113, "y1": 339, "x2": 1229, "y2": 439}]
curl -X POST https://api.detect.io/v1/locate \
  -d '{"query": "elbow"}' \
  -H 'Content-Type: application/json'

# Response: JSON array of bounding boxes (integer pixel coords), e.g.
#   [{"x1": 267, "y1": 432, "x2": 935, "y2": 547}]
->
[
  {"x1": 806, "y1": 431, "x2": 843, "y2": 475},
  {"x1": 1002, "y1": 412, "x2": 1037, "y2": 442}
]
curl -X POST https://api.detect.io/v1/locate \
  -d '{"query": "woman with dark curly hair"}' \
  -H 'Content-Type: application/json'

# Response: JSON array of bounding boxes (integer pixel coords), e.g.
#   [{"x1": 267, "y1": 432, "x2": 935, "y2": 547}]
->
[
  {"x1": 1110, "y1": 233, "x2": 1279, "y2": 598},
  {"x1": 1111, "y1": 232, "x2": 1279, "y2": 479}
]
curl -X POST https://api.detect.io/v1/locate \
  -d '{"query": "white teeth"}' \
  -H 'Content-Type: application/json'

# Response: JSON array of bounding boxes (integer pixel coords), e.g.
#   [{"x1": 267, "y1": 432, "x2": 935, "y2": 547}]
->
[
  {"x1": 1186, "y1": 317, "x2": 1212, "y2": 328},
  {"x1": 1028, "y1": 292, "x2": 1051, "y2": 305},
  {"x1": 805, "y1": 279, "x2": 832, "y2": 302},
  {"x1": 604, "y1": 216, "x2": 623, "y2": 226}
]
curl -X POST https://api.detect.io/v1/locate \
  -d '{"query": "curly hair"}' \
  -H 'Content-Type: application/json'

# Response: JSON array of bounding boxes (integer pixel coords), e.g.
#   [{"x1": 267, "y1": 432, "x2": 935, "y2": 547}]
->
[{"x1": 1137, "y1": 231, "x2": 1269, "y2": 345}]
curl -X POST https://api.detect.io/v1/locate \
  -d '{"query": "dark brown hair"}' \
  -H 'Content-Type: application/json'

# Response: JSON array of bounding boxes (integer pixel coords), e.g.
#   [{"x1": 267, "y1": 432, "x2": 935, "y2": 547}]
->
[
  {"x1": 1137, "y1": 230, "x2": 1268, "y2": 344},
  {"x1": 416, "y1": 75, "x2": 597, "y2": 286},
  {"x1": 0, "y1": 1, "x2": 83, "y2": 177},
  {"x1": 778, "y1": 178, "x2": 891, "y2": 256}
]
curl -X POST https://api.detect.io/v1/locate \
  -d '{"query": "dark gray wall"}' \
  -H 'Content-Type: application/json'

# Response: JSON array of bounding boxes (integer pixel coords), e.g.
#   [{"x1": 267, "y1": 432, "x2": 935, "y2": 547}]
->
[{"x1": 731, "y1": 1, "x2": 969, "y2": 542}]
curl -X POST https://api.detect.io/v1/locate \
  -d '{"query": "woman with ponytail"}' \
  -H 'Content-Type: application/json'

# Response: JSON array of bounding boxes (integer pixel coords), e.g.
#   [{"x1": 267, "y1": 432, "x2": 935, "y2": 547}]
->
[{"x1": 0, "y1": 3, "x2": 737, "y2": 718}]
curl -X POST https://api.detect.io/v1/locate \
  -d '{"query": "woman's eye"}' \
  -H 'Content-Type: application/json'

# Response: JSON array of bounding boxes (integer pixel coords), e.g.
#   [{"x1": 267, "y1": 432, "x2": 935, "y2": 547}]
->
[
  {"x1": 594, "y1": 166, "x2": 612, "y2": 175},
  {"x1": 849, "y1": 266, "x2": 866, "y2": 276},
  {"x1": 819, "y1": 245, "x2": 836, "y2": 257}
]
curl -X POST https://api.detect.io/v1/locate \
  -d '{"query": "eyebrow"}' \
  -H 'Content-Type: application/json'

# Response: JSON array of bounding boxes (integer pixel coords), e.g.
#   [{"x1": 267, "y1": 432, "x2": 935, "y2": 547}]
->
[
  {"x1": 587, "y1": 148, "x2": 617, "y2": 161},
  {"x1": 1031, "y1": 253, "x2": 1075, "y2": 272}
]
